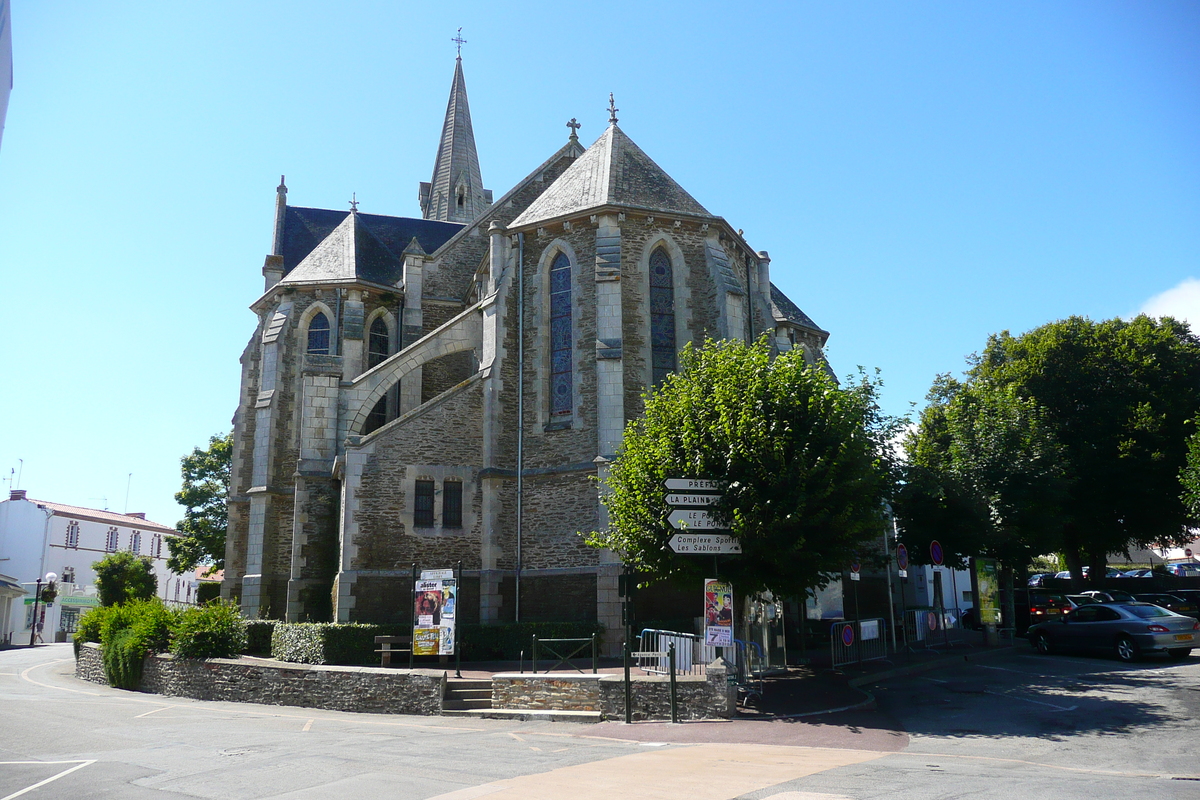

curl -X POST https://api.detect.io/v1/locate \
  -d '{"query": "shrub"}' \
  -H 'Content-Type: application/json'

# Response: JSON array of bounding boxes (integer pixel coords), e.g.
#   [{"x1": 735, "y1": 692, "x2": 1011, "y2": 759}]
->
[
  {"x1": 195, "y1": 582, "x2": 222, "y2": 605},
  {"x1": 170, "y1": 601, "x2": 247, "y2": 659},
  {"x1": 243, "y1": 619, "x2": 278, "y2": 655},
  {"x1": 92, "y1": 551, "x2": 157, "y2": 606},
  {"x1": 96, "y1": 599, "x2": 176, "y2": 689},
  {"x1": 73, "y1": 605, "x2": 113, "y2": 657},
  {"x1": 271, "y1": 622, "x2": 400, "y2": 665}
]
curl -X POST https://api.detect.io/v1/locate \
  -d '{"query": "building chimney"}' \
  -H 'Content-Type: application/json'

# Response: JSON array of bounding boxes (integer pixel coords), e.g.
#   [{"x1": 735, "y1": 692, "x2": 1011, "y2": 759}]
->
[
  {"x1": 9, "y1": 489, "x2": 26, "y2": 501},
  {"x1": 126, "y1": 512, "x2": 146, "y2": 520}
]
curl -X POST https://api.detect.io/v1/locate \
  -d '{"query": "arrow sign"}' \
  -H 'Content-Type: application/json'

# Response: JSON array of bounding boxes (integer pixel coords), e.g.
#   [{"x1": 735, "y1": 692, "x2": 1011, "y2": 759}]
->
[
  {"x1": 664, "y1": 478, "x2": 723, "y2": 492},
  {"x1": 667, "y1": 509, "x2": 726, "y2": 530},
  {"x1": 665, "y1": 492, "x2": 722, "y2": 507},
  {"x1": 668, "y1": 534, "x2": 742, "y2": 554}
]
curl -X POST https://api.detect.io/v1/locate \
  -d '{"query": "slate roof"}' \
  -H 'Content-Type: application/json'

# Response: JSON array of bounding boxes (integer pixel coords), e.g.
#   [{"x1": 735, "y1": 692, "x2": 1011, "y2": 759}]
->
[
  {"x1": 27, "y1": 499, "x2": 176, "y2": 533},
  {"x1": 770, "y1": 283, "x2": 827, "y2": 335},
  {"x1": 510, "y1": 123, "x2": 710, "y2": 228},
  {"x1": 421, "y1": 56, "x2": 490, "y2": 223},
  {"x1": 279, "y1": 206, "x2": 462, "y2": 276},
  {"x1": 281, "y1": 210, "x2": 409, "y2": 287}
]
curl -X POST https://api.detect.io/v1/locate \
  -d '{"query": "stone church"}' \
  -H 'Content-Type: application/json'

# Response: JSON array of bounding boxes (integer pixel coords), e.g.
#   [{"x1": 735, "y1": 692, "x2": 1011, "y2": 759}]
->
[{"x1": 222, "y1": 54, "x2": 829, "y2": 640}]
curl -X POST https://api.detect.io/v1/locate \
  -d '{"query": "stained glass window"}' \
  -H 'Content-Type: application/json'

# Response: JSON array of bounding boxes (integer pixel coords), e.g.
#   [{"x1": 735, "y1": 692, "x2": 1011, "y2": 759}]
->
[
  {"x1": 549, "y1": 252, "x2": 573, "y2": 416},
  {"x1": 307, "y1": 312, "x2": 330, "y2": 355},
  {"x1": 649, "y1": 247, "x2": 676, "y2": 385},
  {"x1": 368, "y1": 317, "x2": 389, "y2": 368}
]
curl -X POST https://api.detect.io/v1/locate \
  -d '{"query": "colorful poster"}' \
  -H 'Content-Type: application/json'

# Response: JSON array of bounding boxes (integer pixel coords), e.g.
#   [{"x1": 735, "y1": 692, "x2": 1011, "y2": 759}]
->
[
  {"x1": 704, "y1": 579, "x2": 734, "y2": 647},
  {"x1": 975, "y1": 558, "x2": 1000, "y2": 626},
  {"x1": 413, "y1": 576, "x2": 457, "y2": 655}
]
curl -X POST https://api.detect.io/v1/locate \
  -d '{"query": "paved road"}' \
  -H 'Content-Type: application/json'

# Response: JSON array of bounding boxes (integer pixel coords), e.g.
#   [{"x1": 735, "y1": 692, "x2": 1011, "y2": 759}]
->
[{"x1": 1, "y1": 644, "x2": 1196, "y2": 799}]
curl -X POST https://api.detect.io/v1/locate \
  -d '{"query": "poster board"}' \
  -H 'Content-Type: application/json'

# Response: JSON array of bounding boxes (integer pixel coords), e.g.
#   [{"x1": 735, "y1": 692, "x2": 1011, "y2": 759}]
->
[
  {"x1": 413, "y1": 576, "x2": 457, "y2": 656},
  {"x1": 704, "y1": 578, "x2": 734, "y2": 647},
  {"x1": 974, "y1": 558, "x2": 1000, "y2": 626}
]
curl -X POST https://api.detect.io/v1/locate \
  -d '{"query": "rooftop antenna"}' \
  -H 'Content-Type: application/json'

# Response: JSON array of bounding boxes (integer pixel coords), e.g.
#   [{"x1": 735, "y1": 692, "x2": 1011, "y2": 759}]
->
[
  {"x1": 452, "y1": 27, "x2": 467, "y2": 59},
  {"x1": 15, "y1": 458, "x2": 22, "y2": 490},
  {"x1": 124, "y1": 473, "x2": 132, "y2": 514}
]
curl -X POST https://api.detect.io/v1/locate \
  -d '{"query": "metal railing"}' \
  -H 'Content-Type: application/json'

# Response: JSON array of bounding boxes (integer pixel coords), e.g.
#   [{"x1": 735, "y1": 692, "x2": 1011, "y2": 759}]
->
[
  {"x1": 636, "y1": 629, "x2": 715, "y2": 677},
  {"x1": 530, "y1": 634, "x2": 597, "y2": 673},
  {"x1": 903, "y1": 608, "x2": 968, "y2": 649},
  {"x1": 830, "y1": 618, "x2": 889, "y2": 668}
]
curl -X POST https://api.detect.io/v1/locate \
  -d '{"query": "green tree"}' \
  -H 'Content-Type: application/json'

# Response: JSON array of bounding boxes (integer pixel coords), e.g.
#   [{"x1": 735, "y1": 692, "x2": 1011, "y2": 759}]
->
[
  {"x1": 1181, "y1": 418, "x2": 1200, "y2": 517},
  {"x1": 92, "y1": 551, "x2": 158, "y2": 607},
  {"x1": 902, "y1": 316, "x2": 1200, "y2": 586},
  {"x1": 588, "y1": 338, "x2": 900, "y2": 598},
  {"x1": 168, "y1": 432, "x2": 232, "y2": 574}
]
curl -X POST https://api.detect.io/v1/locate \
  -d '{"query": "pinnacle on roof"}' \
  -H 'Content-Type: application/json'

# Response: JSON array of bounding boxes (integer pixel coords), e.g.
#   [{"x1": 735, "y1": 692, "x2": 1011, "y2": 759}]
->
[
  {"x1": 510, "y1": 122, "x2": 710, "y2": 229},
  {"x1": 419, "y1": 55, "x2": 492, "y2": 224}
]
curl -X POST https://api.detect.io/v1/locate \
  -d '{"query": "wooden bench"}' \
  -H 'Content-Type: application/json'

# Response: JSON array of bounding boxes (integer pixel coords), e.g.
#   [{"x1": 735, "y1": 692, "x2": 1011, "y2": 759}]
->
[{"x1": 375, "y1": 635, "x2": 413, "y2": 668}]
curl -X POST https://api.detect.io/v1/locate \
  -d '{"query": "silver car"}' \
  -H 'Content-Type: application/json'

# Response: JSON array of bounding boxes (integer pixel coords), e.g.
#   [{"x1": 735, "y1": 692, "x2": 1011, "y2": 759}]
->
[{"x1": 1027, "y1": 602, "x2": 1198, "y2": 662}]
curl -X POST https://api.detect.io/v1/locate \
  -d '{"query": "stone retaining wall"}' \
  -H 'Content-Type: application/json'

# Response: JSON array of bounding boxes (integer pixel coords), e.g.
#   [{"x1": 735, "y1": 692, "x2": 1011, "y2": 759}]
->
[
  {"x1": 75, "y1": 643, "x2": 445, "y2": 715},
  {"x1": 493, "y1": 659, "x2": 735, "y2": 720}
]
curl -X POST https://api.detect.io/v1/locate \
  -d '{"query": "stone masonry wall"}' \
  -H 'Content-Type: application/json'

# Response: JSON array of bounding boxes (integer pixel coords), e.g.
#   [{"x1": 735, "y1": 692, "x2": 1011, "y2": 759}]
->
[{"x1": 76, "y1": 643, "x2": 445, "y2": 716}]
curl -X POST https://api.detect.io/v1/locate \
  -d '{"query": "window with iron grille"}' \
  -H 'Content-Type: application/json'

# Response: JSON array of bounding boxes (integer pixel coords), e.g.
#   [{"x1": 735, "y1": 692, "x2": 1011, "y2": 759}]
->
[
  {"x1": 105, "y1": 527, "x2": 119, "y2": 552},
  {"x1": 307, "y1": 311, "x2": 330, "y2": 354},
  {"x1": 414, "y1": 480, "x2": 435, "y2": 527},
  {"x1": 65, "y1": 521, "x2": 80, "y2": 549},
  {"x1": 443, "y1": 480, "x2": 463, "y2": 528},
  {"x1": 549, "y1": 252, "x2": 573, "y2": 416}
]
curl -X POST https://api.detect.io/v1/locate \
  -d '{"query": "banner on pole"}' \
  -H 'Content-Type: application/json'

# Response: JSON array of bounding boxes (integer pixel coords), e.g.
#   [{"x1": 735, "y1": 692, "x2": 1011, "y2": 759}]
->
[{"x1": 704, "y1": 578, "x2": 734, "y2": 647}]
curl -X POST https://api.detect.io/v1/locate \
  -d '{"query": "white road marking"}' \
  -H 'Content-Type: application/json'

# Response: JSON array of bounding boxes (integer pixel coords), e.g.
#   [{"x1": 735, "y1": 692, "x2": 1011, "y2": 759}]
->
[
  {"x1": 301, "y1": 719, "x2": 314, "y2": 732},
  {"x1": 0, "y1": 760, "x2": 96, "y2": 800},
  {"x1": 134, "y1": 705, "x2": 176, "y2": 718},
  {"x1": 983, "y1": 689, "x2": 1077, "y2": 711}
]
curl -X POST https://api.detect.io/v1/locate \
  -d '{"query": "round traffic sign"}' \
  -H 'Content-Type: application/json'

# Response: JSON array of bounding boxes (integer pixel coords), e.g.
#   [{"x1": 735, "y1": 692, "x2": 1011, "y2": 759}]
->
[
  {"x1": 930, "y1": 540, "x2": 944, "y2": 566},
  {"x1": 927, "y1": 611, "x2": 939, "y2": 631},
  {"x1": 841, "y1": 625, "x2": 855, "y2": 647},
  {"x1": 897, "y1": 544, "x2": 909, "y2": 571},
  {"x1": 850, "y1": 561, "x2": 861, "y2": 574},
  {"x1": 1186, "y1": 548, "x2": 1194, "y2": 558}
]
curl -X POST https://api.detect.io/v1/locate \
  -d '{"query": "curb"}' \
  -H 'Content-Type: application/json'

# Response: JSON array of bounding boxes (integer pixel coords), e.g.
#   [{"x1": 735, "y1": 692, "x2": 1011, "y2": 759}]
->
[
  {"x1": 764, "y1": 687, "x2": 878, "y2": 719},
  {"x1": 441, "y1": 708, "x2": 602, "y2": 723},
  {"x1": 845, "y1": 645, "x2": 1021, "y2": 687}
]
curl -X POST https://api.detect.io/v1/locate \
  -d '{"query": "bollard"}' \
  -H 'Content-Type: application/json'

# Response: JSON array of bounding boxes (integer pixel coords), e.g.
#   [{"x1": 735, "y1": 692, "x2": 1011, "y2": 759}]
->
[
  {"x1": 520, "y1": 650, "x2": 524, "y2": 674},
  {"x1": 532, "y1": 635, "x2": 538, "y2": 673},
  {"x1": 624, "y1": 641, "x2": 632, "y2": 724},
  {"x1": 592, "y1": 633, "x2": 598, "y2": 674},
  {"x1": 669, "y1": 642, "x2": 679, "y2": 724}
]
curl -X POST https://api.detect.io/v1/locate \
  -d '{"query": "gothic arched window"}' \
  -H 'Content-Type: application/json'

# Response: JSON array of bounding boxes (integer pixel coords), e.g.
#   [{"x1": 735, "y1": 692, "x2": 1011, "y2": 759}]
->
[
  {"x1": 549, "y1": 252, "x2": 573, "y2": 416},
  {"x1": 649, "y1": 247, "x2": 676, "y2": 385},
  {"x1": 368, "y1": 317, "x2": 389, "y2": 368},
  {"x1": 307, "y1": 311, "x2": 330, "y2": 355}
]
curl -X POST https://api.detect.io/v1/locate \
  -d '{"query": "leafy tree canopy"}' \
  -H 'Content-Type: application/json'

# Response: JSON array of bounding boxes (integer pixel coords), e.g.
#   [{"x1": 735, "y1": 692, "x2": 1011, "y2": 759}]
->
[
  {"x1": 588, "y1": 337, "x2": 900, "y2": 598},
  {"x1": 899, "y1": 315, "x2": 1200, "y2": 580},
  {"x1": 168, "y1": 432, "x2": 232, "y2": 574},
  {"x1": 92, "y1": 550, "x2": 158, "y2": 607}
]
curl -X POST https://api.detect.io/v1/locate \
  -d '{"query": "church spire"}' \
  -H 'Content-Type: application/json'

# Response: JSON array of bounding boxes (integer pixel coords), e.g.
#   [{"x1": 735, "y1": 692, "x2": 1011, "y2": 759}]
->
[{"x1": 419, "y1": 45, "x2": 491, "y2": 223}]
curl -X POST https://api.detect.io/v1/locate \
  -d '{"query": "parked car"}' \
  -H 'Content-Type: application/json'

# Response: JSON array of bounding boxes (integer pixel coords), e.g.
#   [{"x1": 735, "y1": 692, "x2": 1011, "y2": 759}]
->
[
  {"x1": 1119, "y1": 569, "x2": 1154, "y2": 578},
  {"x1": 1015, "y1": 590, "x2": 1075, "y2": 631},
  {"x1": 1054, "y1": 567, "x2": 1123, "y2": 579},
  {"x1": 1027, "y1": 602, "x2": 1198, "y2": 662},
  {"x1": 1163, "y1": 563, "x2": 1200, "y2": 578},
  {"x1": 1027, "y1": 573, "x2": 1054, "y2": 587},
  {"x1": 1133, "y1": 593, "x2": 1200, "y2": 619},
  {"x1": 1078, "y1": 589, "x2": 1136, "y2": 604},
  {"x1": 1066, "y1": 594, "x2": 1098, "y2": 607}
]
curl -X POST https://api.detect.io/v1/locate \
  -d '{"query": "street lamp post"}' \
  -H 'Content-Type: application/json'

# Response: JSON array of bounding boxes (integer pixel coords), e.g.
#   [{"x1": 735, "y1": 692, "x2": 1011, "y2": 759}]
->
[{"x1": 28, "y1": 572, "x2": 57, "y2": 646}]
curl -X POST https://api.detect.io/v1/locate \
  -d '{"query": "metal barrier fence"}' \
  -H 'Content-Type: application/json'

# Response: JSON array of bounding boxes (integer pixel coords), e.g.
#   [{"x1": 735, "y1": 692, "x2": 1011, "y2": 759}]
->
[
  {"x1": 903, "y1": 608, "x2": 968, "y2": 649},
  {"x1": 830, "y1": 618, "x2": 889, "y2": 668},
  {"x1": 531, "y1": 634, "x2": 598, "y2": 673},
  {"x1": 637, "y1": 629, "x2": 716, "y2": 677}
]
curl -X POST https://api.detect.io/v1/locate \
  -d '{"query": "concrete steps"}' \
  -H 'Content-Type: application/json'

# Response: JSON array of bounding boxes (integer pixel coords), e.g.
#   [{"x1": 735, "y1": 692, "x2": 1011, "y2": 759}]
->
[{"x1": 443, "y1": 678, "x2": 492, "y2": 710}]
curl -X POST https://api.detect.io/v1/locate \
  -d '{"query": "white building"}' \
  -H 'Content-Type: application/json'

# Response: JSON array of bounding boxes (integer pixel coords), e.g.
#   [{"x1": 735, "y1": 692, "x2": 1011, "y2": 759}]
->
[{"x1": 0, "y1": 489, "x2": 194, "y2": 643}]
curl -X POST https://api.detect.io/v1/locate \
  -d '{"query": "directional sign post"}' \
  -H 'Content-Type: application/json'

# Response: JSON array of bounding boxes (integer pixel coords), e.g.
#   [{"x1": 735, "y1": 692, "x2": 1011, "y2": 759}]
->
[
  {"x1": 669, "y1": 534, "x2": 742, "y2": 554},
  {"x1": 664, "y1": 478, "x2": 723, "y2": 492},
  {"x1": 667, "y1": 509, "x2": 726, "y2": 530}
]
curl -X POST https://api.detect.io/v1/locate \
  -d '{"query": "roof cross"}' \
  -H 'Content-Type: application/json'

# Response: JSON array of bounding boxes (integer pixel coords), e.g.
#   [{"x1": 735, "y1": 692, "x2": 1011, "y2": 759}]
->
[
  {"x1": 608, "y1": 93, "x2": 619, "y2": 124},
  {"x1": 566, "y1": 118, "x2": 581, "y2": 140},
  {"x1": 452, "y1": 27, "x2": 467, "y2": 58},
  {"x1": 350, "y1": 193, "x2": 359, "y2": 213}
]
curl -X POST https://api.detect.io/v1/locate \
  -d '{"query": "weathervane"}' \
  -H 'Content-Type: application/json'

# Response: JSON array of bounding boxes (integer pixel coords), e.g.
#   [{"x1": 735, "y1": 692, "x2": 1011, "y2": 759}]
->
[
  {"x1": 608, "y1": 93, "x2": 619, "y2": 124},
  {"x1": 566, "y1": 118, "x2": 581, "y2": 141},
  {"x1": 452, "y1": 27, "x2": 467, "y2": 58}
]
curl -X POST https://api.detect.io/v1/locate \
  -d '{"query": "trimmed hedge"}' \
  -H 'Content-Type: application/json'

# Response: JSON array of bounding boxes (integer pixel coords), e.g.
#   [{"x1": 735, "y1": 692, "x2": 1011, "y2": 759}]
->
[
  {"x1": 171, "y1": 602, "x2": 247, "y2": 659},
  {"x1": 243, "y1": 619, "x2": 278, "y2": 655},
  {"x1": 268, "y1": 621, "x2": 605, "y2": 665}
]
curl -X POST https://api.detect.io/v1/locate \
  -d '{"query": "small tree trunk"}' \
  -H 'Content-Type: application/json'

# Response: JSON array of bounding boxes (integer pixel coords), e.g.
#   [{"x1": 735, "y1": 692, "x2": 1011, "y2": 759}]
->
[
  {"x1": 1001, "y1": 567, "x2": 1016, "y2": 638},
  {"x1": 1088, "y1": 550, "x2": 1108, "y2": 586}
]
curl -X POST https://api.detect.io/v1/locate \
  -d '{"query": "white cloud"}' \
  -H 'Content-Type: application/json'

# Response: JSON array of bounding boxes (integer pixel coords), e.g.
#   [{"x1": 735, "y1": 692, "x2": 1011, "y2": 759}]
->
[{"x1": 1138, "y1": 278, "x2": 1200, "y2": 325}]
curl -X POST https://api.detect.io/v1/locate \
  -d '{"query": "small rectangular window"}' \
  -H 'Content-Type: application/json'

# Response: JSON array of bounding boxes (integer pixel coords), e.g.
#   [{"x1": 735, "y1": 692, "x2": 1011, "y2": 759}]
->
[
  {"x1": 414, "y1": 480, "x2": 435, "y2": 527},
  {"x1": 152, "y1": 533, "x2": 163, "y2": 558},
  {"x1": 130, "y1": 531, "x2": 141, "y2": 554},
  {"x1": 443, "y1": 481, "x2": 463, "y2": 528},
  {"x1": 65, "y1": 521, "x2": 80, "y2": 549},
  {"x1": 106, "y1": 527, "x2": 119, "y2": 552}
]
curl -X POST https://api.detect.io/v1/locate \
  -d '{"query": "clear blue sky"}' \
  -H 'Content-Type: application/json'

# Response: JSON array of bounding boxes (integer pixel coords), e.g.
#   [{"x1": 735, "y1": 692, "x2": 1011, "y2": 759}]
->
[{"x1": 1, "y1": 1, "x2": 1197, "y2": 532}]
